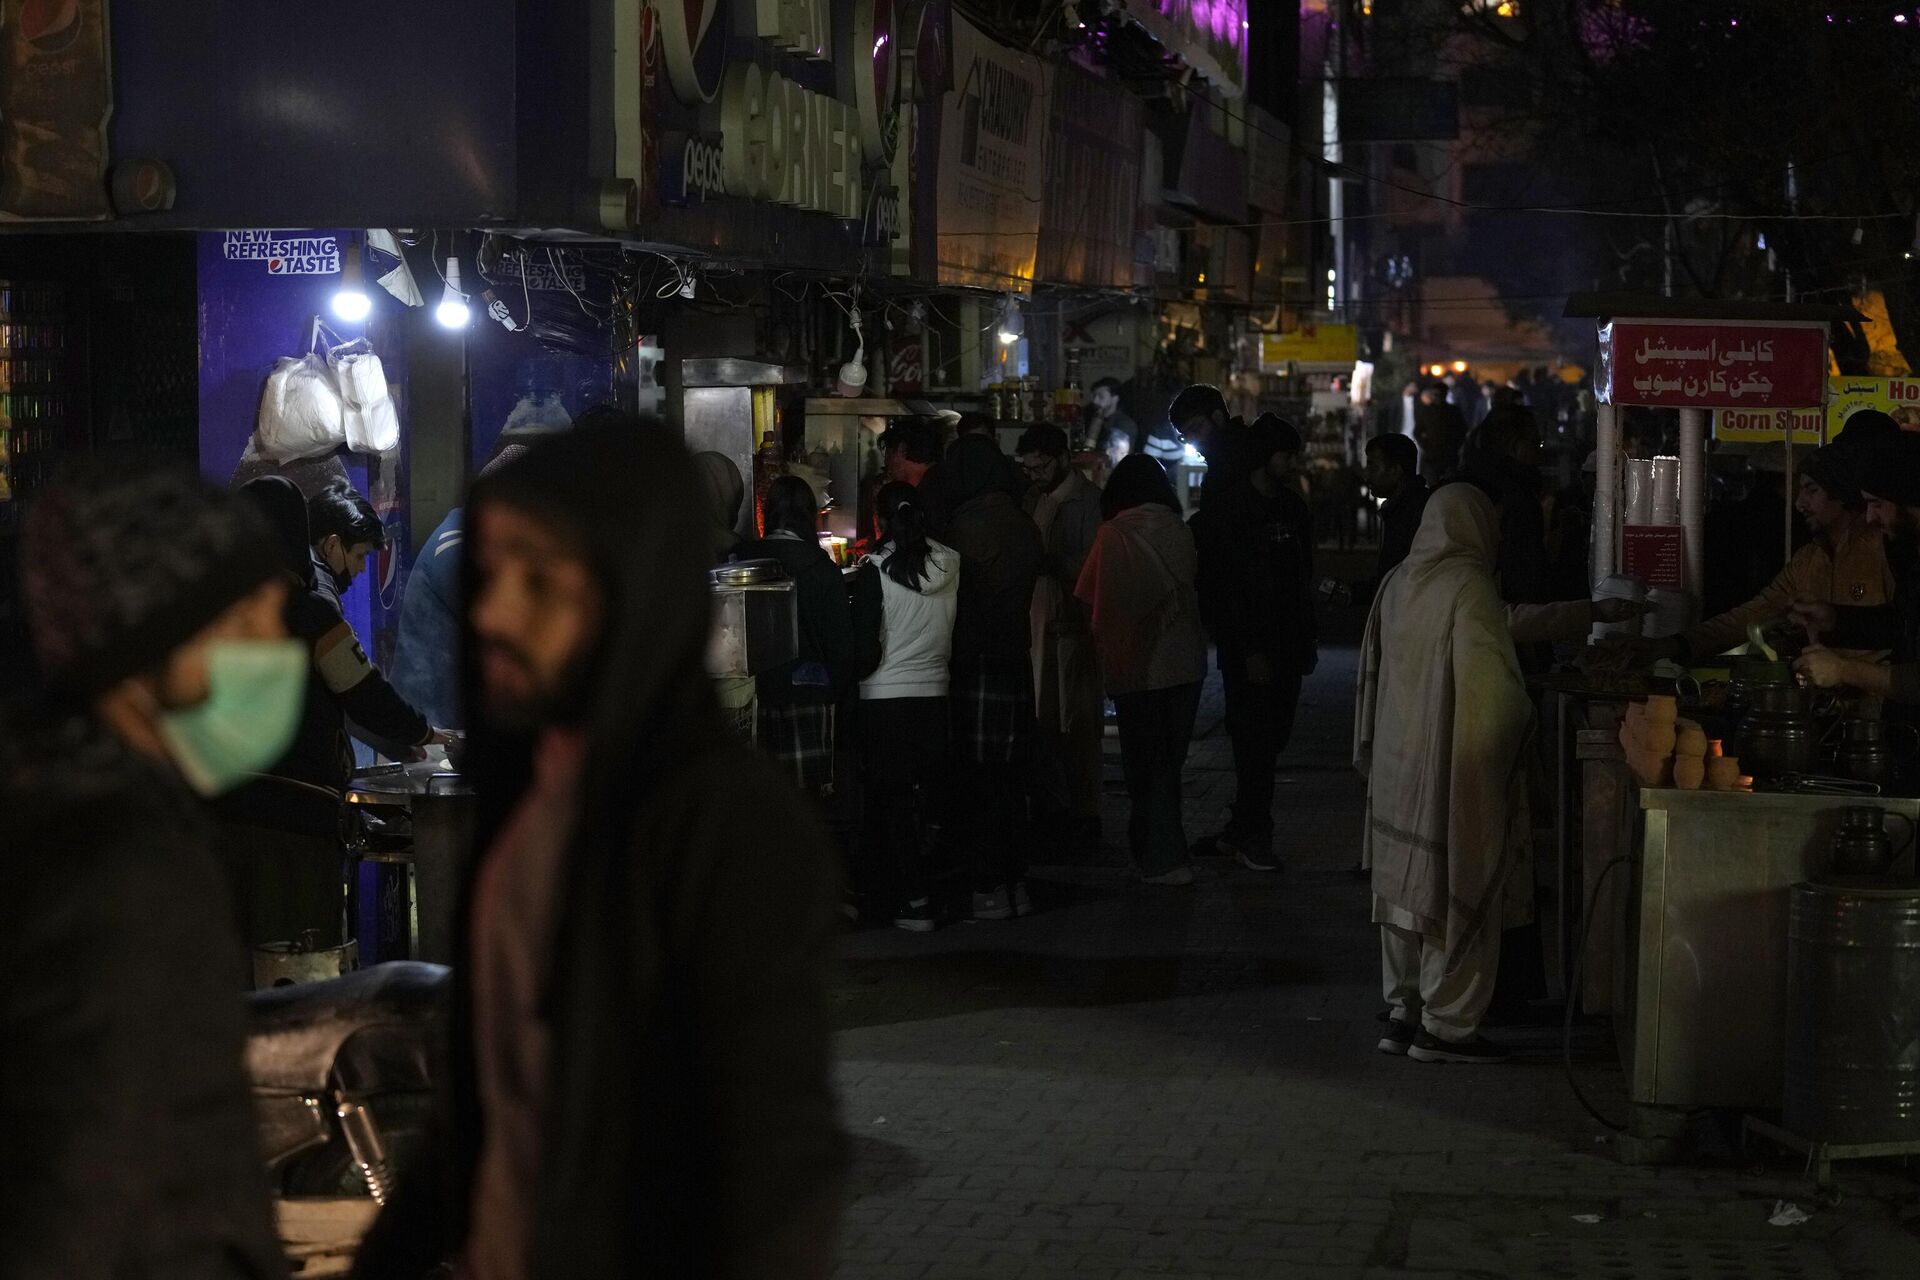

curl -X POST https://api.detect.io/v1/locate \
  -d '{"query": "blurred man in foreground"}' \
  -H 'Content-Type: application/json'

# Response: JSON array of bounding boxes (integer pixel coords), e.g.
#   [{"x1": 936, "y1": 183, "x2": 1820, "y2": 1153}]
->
[
  {"x1": 355, "y1": 412, "x2": 847, "y2": 1279},
  {"x1": 3, "y1": 468, "x2": 298, "y2": 1278}
]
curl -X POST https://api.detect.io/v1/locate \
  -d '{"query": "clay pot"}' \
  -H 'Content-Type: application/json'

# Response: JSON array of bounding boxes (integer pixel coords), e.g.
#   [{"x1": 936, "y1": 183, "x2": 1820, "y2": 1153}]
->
[
  {"x1": 1706, "y1": 756, "x2": 1742, "y2": 791},
  {"x1": 1676, "y1": 726, "x2": 1709, "y2": 757},
  {"x1": 1673, "y1": 756, "x2": 1705, "y2": 790},
  {"x1": 1643, "y1": 724, "x2": 1678, "y2": 756},
  {"x1": 1643, "y1": 694, "x2": 1678, "y2": 724}
]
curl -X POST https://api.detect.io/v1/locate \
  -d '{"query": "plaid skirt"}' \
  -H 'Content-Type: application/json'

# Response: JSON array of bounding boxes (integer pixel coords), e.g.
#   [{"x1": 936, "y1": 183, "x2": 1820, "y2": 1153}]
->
[
  {"x1": 950, "y1": 660, "x2": 1033, "y2": 766},
  {"x1": 756, "y1": 700, "x2": 838, "y2": 795}
]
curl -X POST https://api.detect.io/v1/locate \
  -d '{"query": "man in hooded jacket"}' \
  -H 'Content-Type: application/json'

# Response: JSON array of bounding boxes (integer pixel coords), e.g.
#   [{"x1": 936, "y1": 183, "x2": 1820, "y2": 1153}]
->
[
  {"x1": 1354, "y1": 482, "x2": 1535, "y2": 1065},
  {"x1": 938, "y1": 432, "x2": 1045, "y2": 919},
  {"x1": 351, "y1": 411, "x2": 847, "y2": 1280}
]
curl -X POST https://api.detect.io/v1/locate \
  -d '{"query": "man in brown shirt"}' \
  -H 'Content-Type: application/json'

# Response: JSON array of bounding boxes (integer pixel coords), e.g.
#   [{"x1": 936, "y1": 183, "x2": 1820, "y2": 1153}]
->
[{"x1": 355, "y1": 411, "x2": 847, "y2": 1280}]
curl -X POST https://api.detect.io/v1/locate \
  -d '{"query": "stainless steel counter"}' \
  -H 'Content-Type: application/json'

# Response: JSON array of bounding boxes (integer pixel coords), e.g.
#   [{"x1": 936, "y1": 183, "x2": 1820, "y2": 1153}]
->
[{"x1": 1620, "y1": 788, "x2": 1920, "y2": 1115}]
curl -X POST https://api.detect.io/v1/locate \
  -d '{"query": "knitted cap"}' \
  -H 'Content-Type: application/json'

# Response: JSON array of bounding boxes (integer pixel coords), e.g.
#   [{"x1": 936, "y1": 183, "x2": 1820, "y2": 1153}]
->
[
  {"x1": 1797, "y1": 446, "x2": 1863, "y2": 510},
  {"x1": 22, "y1": 467, "x2": 281, "y2": 695},
  {"x1": 1858, "y1": 431, "x2": 1920, "y2": 508}
]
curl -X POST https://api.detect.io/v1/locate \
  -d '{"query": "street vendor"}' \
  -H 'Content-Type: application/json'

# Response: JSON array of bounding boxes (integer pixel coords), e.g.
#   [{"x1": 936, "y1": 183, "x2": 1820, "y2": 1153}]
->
[
  {"x1": 1637, "y1": 445, "x2": 1892, "y2": 662},
  {"x1": 1795, "y1": 431, "x2": 1920, "y2": 702}
]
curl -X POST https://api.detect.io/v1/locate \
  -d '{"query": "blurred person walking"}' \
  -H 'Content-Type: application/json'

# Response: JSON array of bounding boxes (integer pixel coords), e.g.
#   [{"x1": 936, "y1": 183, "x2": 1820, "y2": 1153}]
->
[
  {"x1": 3, "y1": 468, "x2": 300, "y2": 1279},
  {"x1": 353, "y1": 414, "x2": 847, "y2": 1280}
]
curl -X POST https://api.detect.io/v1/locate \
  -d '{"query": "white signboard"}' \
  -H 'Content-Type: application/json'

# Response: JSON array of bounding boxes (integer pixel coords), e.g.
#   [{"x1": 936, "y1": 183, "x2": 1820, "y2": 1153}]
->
[{"x1": 935, "y1": 15, "x2": 1050, "y2": 289}]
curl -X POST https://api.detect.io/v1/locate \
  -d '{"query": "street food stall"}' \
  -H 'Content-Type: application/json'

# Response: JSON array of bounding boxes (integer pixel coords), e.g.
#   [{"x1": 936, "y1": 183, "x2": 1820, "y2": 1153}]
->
[{"x1": 1553, "y1": 299, "x2": 1920, "y2": 1176}]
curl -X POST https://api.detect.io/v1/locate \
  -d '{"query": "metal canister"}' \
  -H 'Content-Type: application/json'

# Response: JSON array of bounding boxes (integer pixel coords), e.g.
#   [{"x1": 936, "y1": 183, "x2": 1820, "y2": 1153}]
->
[
  {"x1": 1783, "y1": 880, "x2": 1920, "y2": 1143},
  {"x1": 1738, "y1": 683, "x2": 1819, "y2": 781}
]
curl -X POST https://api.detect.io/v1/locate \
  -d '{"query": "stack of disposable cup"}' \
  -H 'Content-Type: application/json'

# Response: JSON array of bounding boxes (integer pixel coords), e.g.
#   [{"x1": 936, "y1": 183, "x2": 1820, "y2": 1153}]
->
[
  {"x1": 1651, "y1": 455, "x2": 1680, "y2": 525},
  {"x1": 1624, "y1": 458, "x2": 1656, "y2": 525}
]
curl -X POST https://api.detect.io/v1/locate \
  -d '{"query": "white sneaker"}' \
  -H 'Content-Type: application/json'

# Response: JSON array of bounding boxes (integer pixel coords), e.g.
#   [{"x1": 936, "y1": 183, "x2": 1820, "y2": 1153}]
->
[{"x1": 1140, "y1": 865, "x2": 1195, "y2": 886}]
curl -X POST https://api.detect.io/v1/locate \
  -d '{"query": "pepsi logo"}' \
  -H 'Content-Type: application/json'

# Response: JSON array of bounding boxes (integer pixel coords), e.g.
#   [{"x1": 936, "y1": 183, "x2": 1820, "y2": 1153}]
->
[
  {"x1": 377, "y1": 527, "x2": 402, "y2": 610},
  {"x1": 268, "y1": 258, "x2": 285, "y2": 273},
  {"x1": 20, "y1": 0, "x2": 83, "y2": 55},
  {"x1": 660, "y1": 0, "x2": 727, "y2": 105}
]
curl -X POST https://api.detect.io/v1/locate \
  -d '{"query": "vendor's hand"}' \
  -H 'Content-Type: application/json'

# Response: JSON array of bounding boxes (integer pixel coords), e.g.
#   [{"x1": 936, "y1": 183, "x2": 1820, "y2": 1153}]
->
[
  {"x1": 1244, "y1": 654, "x2": 1274, "y2": 685},
  {"x1": 426, "y1": 727, "x2": 455, "y2": 747},
  {"x1": 1789, "y1": 599, "x2": 1836, "y2": 641},
  {"x1": 1794, "y1": 645, "x2": 1851, "y2": 690},
  {"x1": 1591, "y1": 597, "x2": 1659, "y2": 626}
]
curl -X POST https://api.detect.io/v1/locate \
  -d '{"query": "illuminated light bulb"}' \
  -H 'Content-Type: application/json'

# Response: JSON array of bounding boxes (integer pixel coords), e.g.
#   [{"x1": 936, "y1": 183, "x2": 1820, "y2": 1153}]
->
[
  {"x1": 332, "y1": 237, "x2": 371, "y2": 323},
  {"x1": 435, "y1": 258, "x2": 470, "y2": 329},
  {"x1": 996, "y1": 294, "x2": 1024, "y2": 345}
]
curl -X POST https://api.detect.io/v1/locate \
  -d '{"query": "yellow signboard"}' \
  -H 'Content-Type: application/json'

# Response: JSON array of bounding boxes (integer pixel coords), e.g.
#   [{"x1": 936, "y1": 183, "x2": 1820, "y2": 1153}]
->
[
  {"x1": 1259, "y1": 324, "x2": 1358, "y2": 369},
  {"x1": 1828, "y1": 376, "x2": 1920, "y2": 439},
  {"x1": 1713, "y1": 406, "x2": 1824, "y2": 445}
]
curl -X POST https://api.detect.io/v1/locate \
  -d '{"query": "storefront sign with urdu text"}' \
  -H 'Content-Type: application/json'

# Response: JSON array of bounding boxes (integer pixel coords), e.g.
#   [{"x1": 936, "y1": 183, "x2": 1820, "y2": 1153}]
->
[
  {"x1": 1828, "y1": 375, "x2": 1920, "y2": 438},
  {"x1": 1596, "y1": 320, "x2": 1828, "y2": 409}
]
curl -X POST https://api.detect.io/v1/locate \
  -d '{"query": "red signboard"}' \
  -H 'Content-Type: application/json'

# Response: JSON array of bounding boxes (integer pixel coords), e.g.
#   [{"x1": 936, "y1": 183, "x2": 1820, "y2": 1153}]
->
[
  {"x1": 1596, "y1": 320, "x2": 1828, "y2": 409},
  {"x1": 1621, "y1": 525, "x2": 1686, "y2": 589}
]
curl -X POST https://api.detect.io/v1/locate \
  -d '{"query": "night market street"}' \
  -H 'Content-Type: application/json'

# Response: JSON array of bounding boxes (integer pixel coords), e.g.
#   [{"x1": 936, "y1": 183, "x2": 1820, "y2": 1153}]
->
[{"x1": 833, "y1": 645, "x2": 1920, "y2": 1280}]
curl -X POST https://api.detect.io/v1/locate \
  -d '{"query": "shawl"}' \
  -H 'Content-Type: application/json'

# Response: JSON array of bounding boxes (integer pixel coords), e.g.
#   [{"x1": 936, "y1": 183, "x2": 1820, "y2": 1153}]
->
[
  {"x1": 1354, "y1": 484, "x2": 1535, "y2": 971},
  {"x1": 1075, "y1": 503, "x2": 1207, "y2": 696}
]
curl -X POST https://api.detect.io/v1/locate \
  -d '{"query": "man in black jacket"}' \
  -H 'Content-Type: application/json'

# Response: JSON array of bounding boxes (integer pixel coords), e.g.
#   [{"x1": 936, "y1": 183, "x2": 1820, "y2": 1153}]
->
[
  {"x1": 1193, "y1": 416, "x2": 1318, "y2": 872},
  {"x1": 353, "y1": 412, "x2": 847, "y2": 1280},
  {"x1": 3, "y1": 468, "x2": 299, "y2": 1279},
  {"x1": 939, "y1": 432, "x2": 1045, "y2": 919},
  {"x1": 219, "y1": 478, "x2": 435, "y2": 951},
  {"x1": 1363, "y1": 432, "x2": 1430, "y2": 589}
]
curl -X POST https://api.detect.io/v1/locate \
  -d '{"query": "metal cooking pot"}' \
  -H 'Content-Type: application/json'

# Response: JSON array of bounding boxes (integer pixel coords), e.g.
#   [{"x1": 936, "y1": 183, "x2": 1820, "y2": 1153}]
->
[
  {"x1": 1830, "y1": 805, "x2": 1917, "y2": 878},
  {"x1": 1739, "y1": 684, "x2": 1819, "y2": 782},
  {"x1": 1833, "y1": 719, "x2": 1920, "y2": 789},
  {"x1": 344, "y1": 764, "x2": 476, "y2": 965}
]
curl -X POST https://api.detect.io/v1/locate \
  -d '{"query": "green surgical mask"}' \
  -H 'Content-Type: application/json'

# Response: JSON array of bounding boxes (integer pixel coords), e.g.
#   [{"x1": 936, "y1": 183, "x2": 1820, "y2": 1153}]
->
[{"x1": 156, "y1": 639, "x2": 309, "y2": 796}]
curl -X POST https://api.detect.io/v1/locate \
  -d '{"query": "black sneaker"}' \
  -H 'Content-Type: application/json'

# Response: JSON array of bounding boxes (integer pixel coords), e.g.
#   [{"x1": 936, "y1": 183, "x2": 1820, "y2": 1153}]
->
[
  {"x1": 1406, "y1": 1029, "x2": 1510, "y2": 1065},
  {"x1": 1377, "y1": 1019, "x2": 1418, "y2": 1056},
  {"x1": 892, "y1": 898, "x2": 938, "y2": 933}
]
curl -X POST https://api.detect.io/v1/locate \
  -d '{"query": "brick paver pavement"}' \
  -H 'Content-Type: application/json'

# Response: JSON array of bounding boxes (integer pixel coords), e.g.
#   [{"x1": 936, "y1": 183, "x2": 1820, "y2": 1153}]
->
[{"x1": 833, "y1": 649, "x2": 1920, "y2": 1278}]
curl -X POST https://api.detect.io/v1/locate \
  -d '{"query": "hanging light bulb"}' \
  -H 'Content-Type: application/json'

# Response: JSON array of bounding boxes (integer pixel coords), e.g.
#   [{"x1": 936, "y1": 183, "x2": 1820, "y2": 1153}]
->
[
  {"x1": 332, "y1": 234, "x2": 372, "y2": 323},
  {"x1": 435, "y1": 257, "x2": 471, "y2": 329},
  {"x1": 996, "y1": 294, "x2": 1024, "y2": 345}
]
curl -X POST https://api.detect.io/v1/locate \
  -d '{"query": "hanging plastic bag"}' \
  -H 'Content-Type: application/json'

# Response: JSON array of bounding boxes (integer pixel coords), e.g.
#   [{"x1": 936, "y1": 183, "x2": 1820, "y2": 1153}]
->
[
  {"x1": 253, "y1": 350, "x2": 345, "y2": 462},
  {"x1": 328, "y1": 338, "x2": 401, "y2": 454}
]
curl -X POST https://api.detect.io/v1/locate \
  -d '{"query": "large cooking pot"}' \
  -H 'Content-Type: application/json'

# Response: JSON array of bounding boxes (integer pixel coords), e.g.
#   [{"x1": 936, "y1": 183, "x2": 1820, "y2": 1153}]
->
[{"x1": 345, "y1": 763, "x2": 476, "y2": 965}]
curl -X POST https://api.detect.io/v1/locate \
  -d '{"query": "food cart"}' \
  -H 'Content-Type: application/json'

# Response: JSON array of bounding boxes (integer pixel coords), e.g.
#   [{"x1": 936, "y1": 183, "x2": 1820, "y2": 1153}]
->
[{"x1": 1554, "y1": 300, "x2": 1920, "y2": 1171}]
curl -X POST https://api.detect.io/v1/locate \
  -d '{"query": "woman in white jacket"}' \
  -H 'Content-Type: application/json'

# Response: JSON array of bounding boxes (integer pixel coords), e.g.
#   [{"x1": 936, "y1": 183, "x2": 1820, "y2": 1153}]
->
[
  {"x1": 860, "y1": 481, "x2": 962, "y2": 930},
  {"x1": 1076, "y1": 457, "x2": 1209, "y2": 885}
]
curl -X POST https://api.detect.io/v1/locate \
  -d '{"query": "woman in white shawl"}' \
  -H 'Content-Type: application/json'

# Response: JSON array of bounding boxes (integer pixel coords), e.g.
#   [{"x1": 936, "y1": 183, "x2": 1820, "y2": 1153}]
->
[
  {"x1": 1076, "y1": 457, "x2": 1209, "y2": 885},
  {"x1": 1354, "y1": 481, "x2": 1534, "y2": 1064}
]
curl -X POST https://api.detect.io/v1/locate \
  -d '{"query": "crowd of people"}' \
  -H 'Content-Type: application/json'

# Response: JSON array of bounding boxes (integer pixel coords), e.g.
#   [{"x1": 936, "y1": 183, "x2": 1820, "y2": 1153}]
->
[{"x1": 11, "y1": 368, "x2": 1918, "y2": 1275}]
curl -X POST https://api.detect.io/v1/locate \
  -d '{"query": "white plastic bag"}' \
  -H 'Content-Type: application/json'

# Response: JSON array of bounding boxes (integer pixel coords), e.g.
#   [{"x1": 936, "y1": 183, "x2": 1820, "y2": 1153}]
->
[
  {"x1": 328, "y1": 340, "x2": 401, "y2": 454},
  {"x1": 253, "y1": 352, "x2": 345, "y2": 462}
]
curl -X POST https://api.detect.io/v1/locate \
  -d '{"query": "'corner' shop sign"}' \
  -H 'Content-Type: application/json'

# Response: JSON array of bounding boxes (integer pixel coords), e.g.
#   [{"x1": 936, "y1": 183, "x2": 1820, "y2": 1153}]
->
[{"x1": 653, "y1": 0, "x2": 897, "y2": 223}]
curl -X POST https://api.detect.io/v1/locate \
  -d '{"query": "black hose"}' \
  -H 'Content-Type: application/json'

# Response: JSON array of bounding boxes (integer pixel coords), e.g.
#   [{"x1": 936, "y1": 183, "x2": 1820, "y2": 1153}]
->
[{"x1": 1564, "y1": 854, "x2": 1632, "y2": 1133}]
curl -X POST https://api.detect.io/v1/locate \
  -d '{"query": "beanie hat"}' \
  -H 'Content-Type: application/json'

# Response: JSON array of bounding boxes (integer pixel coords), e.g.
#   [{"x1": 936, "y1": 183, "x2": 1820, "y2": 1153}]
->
[
  {"x1": 1797, "y1": 446, "x2": 1863, "y2": 510},
  {"x1": 1251, "y1": 412, "x2": 1304, "y2": 456},
  {"x1": 22, "y1": 467, "x2": 281, "y2": 695},
  {"x1": 1838, "y1": 409, "x2": 1900, "y2": 452},
  {"x1": 1858, "y1": 431, "x2": 1920, "y2": 508}
]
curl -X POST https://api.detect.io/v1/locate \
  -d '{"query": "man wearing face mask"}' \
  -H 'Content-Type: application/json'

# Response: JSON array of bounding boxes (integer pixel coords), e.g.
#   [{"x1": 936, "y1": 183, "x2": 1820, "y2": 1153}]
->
[
  {"x1": 2, "y1": 468, "x2": 302, "y2": 1278},
  {"x1": 213, "y1": 481, "x2": 435, "y2": 953}
]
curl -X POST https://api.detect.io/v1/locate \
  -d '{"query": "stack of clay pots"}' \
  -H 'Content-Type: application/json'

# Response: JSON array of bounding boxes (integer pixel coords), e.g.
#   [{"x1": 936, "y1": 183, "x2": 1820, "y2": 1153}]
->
[{"x1": 1619, "y1": 695, "x2": 1750, "y2": 791}]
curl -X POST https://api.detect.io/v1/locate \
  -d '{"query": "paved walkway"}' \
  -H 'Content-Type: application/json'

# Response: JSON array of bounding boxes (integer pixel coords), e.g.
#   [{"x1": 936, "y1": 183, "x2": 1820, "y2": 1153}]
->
[{"x1": 832, "y1": 649, "x2": 1920, "y2": 1279}]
